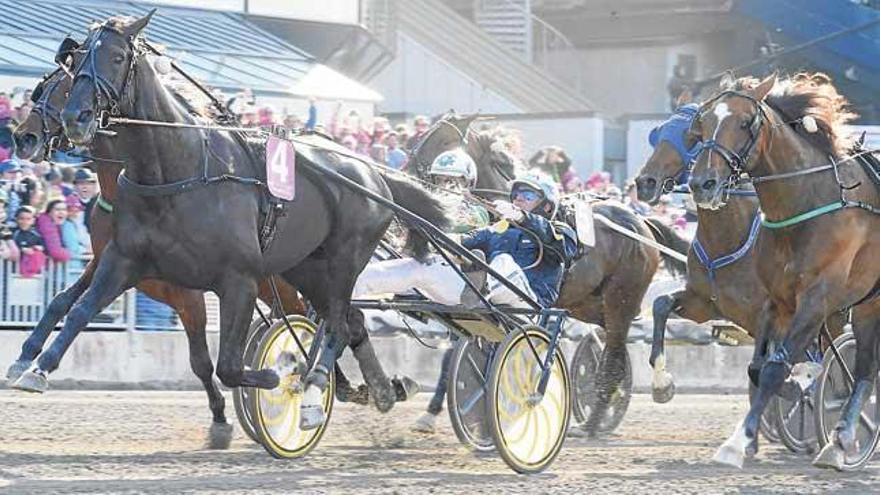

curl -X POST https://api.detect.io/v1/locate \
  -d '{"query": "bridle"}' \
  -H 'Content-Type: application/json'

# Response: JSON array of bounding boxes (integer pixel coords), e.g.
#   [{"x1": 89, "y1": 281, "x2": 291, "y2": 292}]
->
[
  {"x1": 694, "y1": 90, "x2": 768, "y2": 182},
  {"x1": 29, "y1": 68, "x2": 72, "y2": 157},
  {"x1": 71, "y1": 24, "x2": 144, "y2": 122}
]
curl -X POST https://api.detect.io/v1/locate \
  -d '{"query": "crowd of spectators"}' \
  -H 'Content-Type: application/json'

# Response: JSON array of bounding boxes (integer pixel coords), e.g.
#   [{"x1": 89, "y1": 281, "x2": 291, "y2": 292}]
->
[{"x1": 1, "y1": 158, "x2": 96, "y2": 277}]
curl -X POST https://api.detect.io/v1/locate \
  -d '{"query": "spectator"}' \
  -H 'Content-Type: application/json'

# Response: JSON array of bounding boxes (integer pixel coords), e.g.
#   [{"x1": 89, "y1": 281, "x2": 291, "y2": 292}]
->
[
  {"x1": 44, "y1": 167, "x2": 67, "y2": 202},
  {"x1": 12, "y1": 206, "x2": 45, "y2": 277},
  {"x1": 529, "y1": 146, "x2": 582, "y2": 193},
  {"x1": 0, "y1": 159, "x2": 23, "y2": 220},
  {"x1": 257, "y1": 106, "x2": 276, "y2": 127},
  {"x1": 0, "y1": 190, "x2": 19, "y2": 261},
  {"x1": 585, "y1": 171, "x2": 611, "y2": 194},
  {"x1": 19, "y1": 176, "x2": 45, "y2": 211},
  {"x1": 60, "y1": 166, "x2": 76, "y2": 195},
  {"x1": 385, "y1": 132, "x2": 408, "y2": 170},
  {"x1": 74, "y1": 168, "x2": 99, "y2": 232},
  {"x1": 394, "y1": 123, "x2": 410, "y2": 150},
  {"x1": 36, "y1": 199, "x2": 71, "y2": 263},
  {"x1": 305, "y1": 97, "x2": 317, "y2": 131},
  {"x1": 406, "y1": 115, "x2": 429, "y2": 151},
  {"x1": 283, "y1": 113, "x2": 302, "y2": 131},
  {"x1": 63, "y1": 193, "x2": 88, "y2": 258}
]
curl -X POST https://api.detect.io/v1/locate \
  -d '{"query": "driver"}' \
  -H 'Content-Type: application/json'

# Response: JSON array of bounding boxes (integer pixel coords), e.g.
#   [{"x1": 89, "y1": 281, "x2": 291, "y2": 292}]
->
[{"x1": 353, "y1": 168, "x2": 577, "y2": 310}]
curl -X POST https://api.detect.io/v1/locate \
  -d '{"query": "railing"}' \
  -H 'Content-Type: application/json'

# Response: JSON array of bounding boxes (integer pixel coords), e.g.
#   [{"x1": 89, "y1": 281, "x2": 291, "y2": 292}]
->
[
  {"x1": 1, "y1": 256, "x2": 134, "y2": 330},
  {"x1": 474, "y1": 0, "x2": 582, "y2": 94}
]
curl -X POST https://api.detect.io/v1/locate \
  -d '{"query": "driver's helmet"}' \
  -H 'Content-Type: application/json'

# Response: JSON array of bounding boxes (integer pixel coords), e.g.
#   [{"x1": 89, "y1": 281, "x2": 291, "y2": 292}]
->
[
  {"x1": 428, "y1": 149, "x2": 477, "y2": 188},
  {"x1": 510, "y1": 171, "x2": 559, "y2": 218}
]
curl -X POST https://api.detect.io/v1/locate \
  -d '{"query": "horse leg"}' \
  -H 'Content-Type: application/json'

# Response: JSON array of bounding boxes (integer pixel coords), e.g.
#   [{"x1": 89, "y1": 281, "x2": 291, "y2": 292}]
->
[
  {"x1": 214, "y1": 274, "x2": 278, "y2": 390},
  {"x1": 714, "y1": 289, "x2": 826, "y2": 468},
  {"x1": 300, "y1": 299, "x2": 352, "y2": 430},
  {"x1": 348, "y1": 306, "x2": 401, "y2": 413},
  {"x1": 649, "y1": 288, "x2": 715, "y2": 403},
  {"x1": 154, "y1": 283, "x2": 232, "y2": 449},
  {"x1": 13, "y1": 246, "x2": 139, "y2": 392},
  {"x1": 6, "y1": 258, "x2": 96, "y2": 381},
  {"x1": 413, "y1": 345, "x2": 455, "y2": 433},
  {"x1": 584, "y1": 280, "x2": 640, "y2": 436},
  {"x1": 814, "y1": 301, "x2": 880, "y2": 470}
]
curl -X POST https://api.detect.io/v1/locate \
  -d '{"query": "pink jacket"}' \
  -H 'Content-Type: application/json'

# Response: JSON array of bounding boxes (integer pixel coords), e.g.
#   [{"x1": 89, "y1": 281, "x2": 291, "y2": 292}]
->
[{"x1": 36, "y1": 214, "x2": 71, "y2": 262}]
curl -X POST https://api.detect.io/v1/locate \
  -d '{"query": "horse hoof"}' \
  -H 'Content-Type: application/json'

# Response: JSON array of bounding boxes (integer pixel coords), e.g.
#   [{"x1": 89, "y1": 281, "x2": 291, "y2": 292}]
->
[
  {"x1": 247, "y1": 369, "x2": 280, "y2": 389},
  {"x1": 299, "y1": 404, "x2": 325, "y2": 431},
  {"x1": 12, "y1": 369, "x2": 48, "y2": 393},
  {"x1": 412, "y1": 412, "x2": 437, "y2": 434},
  {"x1": 713, "y1": 442, "x2": 745, "y2": 469},
  {"x1": 813, "y1": 441, "x2": 845, "y2": 471},
  {"x1": 5, "y1": 359, "x2": 32, "y2": 383},
  {"x1": 207, "y1": 422, "x2": 234, "y2": 450},
  {"x1": 651, "y1": 382, "x2": 676, "y2": 404},
  {"x1": 392, "y1": 374, "x2": 421, "y2": 402}
]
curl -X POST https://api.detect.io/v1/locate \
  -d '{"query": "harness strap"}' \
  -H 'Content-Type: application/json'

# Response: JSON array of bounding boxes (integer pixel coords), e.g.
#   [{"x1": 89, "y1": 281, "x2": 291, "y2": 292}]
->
[
  {"x1": 117, "y1": 170, "x2": 264, "y2": 197},
  {"x1": 761, "y1": 201, "x2": 844, "y2": 229},
  {"x1": 692, "y1": 213, "x2": 761, "y2": 292},
  {"x1": 96, "y1": 194, "x2": 114, "y2": 213}
]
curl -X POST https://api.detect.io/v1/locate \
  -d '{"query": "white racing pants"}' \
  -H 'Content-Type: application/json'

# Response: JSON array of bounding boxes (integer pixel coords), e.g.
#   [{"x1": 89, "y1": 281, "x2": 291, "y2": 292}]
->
[{"x1": 352, "y1": 253, "x2": 537, "y2": 308}]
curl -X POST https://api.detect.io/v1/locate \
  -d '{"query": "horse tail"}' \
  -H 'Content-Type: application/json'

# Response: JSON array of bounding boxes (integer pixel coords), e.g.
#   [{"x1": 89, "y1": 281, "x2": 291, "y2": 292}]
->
[
  {"x1": 381, "y1": 173, "x2": 451, "y2": 260},
  {"x1": 644, "y1": 217, "x2": 689, "y2": 278}
]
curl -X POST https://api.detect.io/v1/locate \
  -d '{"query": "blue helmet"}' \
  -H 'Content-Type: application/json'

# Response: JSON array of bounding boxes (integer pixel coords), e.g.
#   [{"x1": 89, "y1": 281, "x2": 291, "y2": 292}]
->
[{"x1": 510, "y1": 171, "x2": 559, "y2": 218}]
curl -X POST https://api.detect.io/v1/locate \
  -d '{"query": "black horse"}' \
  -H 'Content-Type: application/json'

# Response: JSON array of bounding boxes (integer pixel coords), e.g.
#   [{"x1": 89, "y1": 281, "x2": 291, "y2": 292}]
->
[{"x1": 17, "y1": 13, "x2": 448, "y2": 432}]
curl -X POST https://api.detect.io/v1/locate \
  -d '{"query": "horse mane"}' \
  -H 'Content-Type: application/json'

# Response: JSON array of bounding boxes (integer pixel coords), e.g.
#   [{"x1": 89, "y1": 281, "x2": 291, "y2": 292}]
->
[{"x1": 731, "y1": 73, "x2": 858, "y2": 158}]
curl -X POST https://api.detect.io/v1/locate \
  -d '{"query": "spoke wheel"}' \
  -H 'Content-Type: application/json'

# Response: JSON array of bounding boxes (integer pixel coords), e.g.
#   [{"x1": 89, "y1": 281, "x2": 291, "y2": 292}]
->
[
  {"x1": 814, "y1": 333, "x2": 880, "y2": 470},
  {"x1": 488, "y1": 326, "x2": 570, "y2": 474},
  {"x1": 776, "y1": 383, "x2": 818, "y2": 454},
  {"x1": 570, "y1": 332, "x2": 633, "y2": 432},
  {"x1": 447, "y1": 337, "x2": 496, "y2": 451},
  {"x1": 232, "y1": 317, "x2": 272, "y2": 444},
  {"x1": 249, "y1": 316, "x2": 333, "y2": 459}
]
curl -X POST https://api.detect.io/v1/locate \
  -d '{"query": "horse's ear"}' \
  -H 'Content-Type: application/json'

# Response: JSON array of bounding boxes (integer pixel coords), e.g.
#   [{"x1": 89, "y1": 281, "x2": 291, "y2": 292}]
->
[
  {"x1": 676, "y1": 87, "x2": 694, "y2": 106},
  {"x1": 453, "y1": 114, "x2": 479, "y2": 131},
  {"x1": 124, "y1": 9, "x2": 156, "y2": 37},
  {"x1": 752, "y1": 73, "x2": 777, "y2": 101},
  {"x1": 719, "y1": 71, "x2": 736, "y2": 90}
]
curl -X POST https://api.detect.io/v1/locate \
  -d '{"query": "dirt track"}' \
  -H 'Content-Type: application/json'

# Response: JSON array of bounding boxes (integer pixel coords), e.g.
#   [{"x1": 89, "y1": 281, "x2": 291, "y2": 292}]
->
[{"x1": 1, "y1": 390, "x2": 879, "y2": 494}]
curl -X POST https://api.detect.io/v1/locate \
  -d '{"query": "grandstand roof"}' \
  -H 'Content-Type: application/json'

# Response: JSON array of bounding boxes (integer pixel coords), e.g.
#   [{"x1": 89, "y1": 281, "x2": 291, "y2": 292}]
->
[{"x1": 0, "y1": 0, "x2": 382, "y2": 101}]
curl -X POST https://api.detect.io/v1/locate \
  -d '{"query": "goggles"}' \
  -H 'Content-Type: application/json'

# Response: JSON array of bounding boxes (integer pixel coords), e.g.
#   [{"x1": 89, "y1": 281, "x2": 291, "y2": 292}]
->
[{"x1": 511, "y1": 188, "x2": 541, "y2": 202}]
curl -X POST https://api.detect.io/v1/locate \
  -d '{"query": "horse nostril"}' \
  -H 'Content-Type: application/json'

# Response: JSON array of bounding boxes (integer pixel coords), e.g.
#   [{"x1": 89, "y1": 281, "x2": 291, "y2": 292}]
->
[
  {"x1": 701, "y1": 179, "x2": 717, "y2": 191},
  {"x1": 14, "y1": 133, "x2": 37, "y2": 153},
  {"x1": 643, "y1": 177, "x2": 656, "y2": 190}
]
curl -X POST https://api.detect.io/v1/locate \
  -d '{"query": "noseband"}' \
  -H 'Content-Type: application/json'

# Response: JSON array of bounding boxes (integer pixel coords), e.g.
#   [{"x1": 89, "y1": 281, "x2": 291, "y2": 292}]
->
[{"x1": 28, "y1": 68, "x2": 71, "y2": 157}]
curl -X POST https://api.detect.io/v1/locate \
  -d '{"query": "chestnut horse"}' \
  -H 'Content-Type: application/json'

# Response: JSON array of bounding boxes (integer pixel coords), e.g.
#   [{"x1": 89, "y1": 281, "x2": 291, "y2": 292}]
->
[{"x1": 688, "y1": 72, "x2": 880, "y2": 470}]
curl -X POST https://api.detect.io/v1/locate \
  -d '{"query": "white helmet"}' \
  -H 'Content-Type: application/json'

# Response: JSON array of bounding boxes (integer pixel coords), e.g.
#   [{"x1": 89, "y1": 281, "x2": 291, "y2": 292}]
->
[{"x1": 428, "y1": 149, "x2": 477, "y2": 187}]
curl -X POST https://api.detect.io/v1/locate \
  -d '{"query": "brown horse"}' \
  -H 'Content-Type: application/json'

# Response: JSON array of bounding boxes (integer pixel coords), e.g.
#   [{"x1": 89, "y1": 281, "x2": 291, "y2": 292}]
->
[
  {"x1": 688, "y1": 72, "x2": 880, "y2": 470},
  {"x1": 411, "y1": 114, "x2": 687, "y2": 435},
  {"x1": 7, "y1": 60, "x2": 311, "y2": 448},
  {"x1": 635, "y1": 103, "x2": 768, "y2": 403}
]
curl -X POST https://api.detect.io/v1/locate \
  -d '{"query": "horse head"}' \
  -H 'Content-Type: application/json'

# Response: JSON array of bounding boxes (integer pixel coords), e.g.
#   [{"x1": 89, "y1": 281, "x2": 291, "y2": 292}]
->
[
  {"x1": 62, "y1": 11, "x2": 155, "y2": 146},
  {"x1": 635, "y1": 103, "x2": 702, "y2": 205},
  {"x1": 688, "y1": 74, "x2": 776, "y2": 210},
  {"x1": 13, "y1": 37, "x2": 84, "y2": 162}
]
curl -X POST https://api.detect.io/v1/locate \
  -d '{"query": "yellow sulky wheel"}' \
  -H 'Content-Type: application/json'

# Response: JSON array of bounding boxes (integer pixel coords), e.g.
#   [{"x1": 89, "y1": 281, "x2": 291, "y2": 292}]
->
[
  {"x1": 488, "y1": 325, "x2": 570, "y2": 474},
  {"x1": 248, "y1": 316, "x2": 334, "y2": 459}
]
